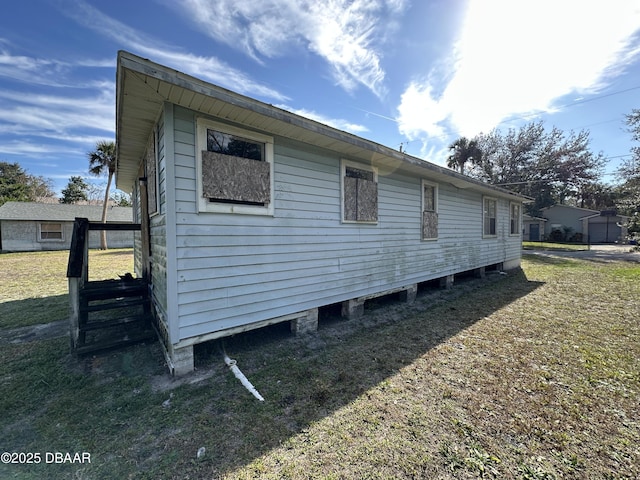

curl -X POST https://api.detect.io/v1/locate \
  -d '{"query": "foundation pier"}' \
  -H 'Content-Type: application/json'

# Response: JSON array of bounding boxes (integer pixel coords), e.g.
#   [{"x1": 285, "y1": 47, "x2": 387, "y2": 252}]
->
[
  {"x1": 399, "y1": 284, "x2": 418, "y2": 304},
  {"x1": 440, "y1": 274, "x2": 454, "y2": 290},
  {"x1": 290, "y1": 308, "x2": 319, "y2": 335}
]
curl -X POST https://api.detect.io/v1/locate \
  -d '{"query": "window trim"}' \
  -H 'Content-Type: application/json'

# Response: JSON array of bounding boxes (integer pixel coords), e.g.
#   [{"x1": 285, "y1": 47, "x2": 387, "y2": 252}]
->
[
  {"x1": 38, "y1": 222, "x2": 64, "y2": 242},
  {"x1": 196, "y1": 117, "x2": 274, "y2": 216},
  {"x1": 340, "y1": 159, "x2": 378, "y2": 224},
  {"x1": 483, "y1": 196, "x2": 498, "y2": 238},
  {"x1": 509, "y1": 201, "x2": 521, "y2": 236},
  {"x1": 421, "y1": 179, "x2": 439, "y2": 240}
]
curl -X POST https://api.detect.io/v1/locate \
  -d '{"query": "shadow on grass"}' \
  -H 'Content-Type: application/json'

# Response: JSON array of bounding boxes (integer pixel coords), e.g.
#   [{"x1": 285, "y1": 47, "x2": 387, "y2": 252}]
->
[
  {"x1": 0, "y1": 269, "x2": 544, "y2": 479},
  {"x1": 179, "y1": 268, "x2": 545, "y2": 478},
  {"x1": 0, "y1": 294, "x2": 68, "y2": 330}
]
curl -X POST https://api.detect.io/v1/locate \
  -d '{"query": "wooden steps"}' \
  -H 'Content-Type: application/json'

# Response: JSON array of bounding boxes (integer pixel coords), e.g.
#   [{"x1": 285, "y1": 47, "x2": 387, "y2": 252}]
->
[{"x1": 76, "y1": 277, "x2": 156, "y2": 355}]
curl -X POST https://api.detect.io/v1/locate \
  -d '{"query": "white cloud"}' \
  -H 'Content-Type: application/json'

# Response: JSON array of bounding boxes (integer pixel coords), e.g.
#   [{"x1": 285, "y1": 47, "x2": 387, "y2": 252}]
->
[
  {"x1": 397, "y1": 0, "x2": 640, "y2": 141},
  {"x1": 0, "y1": 87, "x2": 115, "y2": 136},
  {"x1": 61, "y1": 0, "x2": 288, "y2": 101},
  {"x1": 274, "y1": 104, "x2": 369, "y2": 134},
  {"x1": 175, "y1": 0, "x2": 408, "y2": 97}
]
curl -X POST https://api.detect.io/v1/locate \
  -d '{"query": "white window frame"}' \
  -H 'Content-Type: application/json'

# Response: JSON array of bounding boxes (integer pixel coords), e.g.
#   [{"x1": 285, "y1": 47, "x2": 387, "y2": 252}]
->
[
  {"x1": 421, "y1": 179, "x2": 439, "y2": 240},
  {"x1": 340, "y1": 159, "x2": 378, "y2": 224},
  {"x1": 196, "y1": 117, "x2": 274, "y2": 216},
  {"x1": 510, "y1": 202, "x2": 521, "y2": 236},
  {"x1": 38, "y1": 222, "x2": 64, "y2": 242},
  {"x1": 483, "y1": 196, "x2": 498, "y2": 238}
]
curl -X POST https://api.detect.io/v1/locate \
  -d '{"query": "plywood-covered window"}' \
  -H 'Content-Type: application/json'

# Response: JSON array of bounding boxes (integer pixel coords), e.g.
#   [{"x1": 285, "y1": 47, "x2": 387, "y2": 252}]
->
[
  {"x1": 510, "y1": 202, "x2": 521, "y2": 236},
  {"x1": 422, "y1": 180, "x2": 438, "y2": 240},
  {"x1": 342, "y1": 160, "x2": 378, "y2": 223},
  {"x1": 483, "y1": 197, "x2": 497, "y2": 237},
  {"x1": 197, "y1": 118, "x2": 274, "y2": 215},
  {"x1": 39, "y1": 222, "x2": 63, "y2": 241}
]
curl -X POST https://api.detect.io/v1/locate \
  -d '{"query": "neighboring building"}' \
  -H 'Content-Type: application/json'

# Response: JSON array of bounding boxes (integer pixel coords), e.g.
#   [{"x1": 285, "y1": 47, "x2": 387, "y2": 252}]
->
[
  {"x1": 583, "y1": 210, "x2": 629, "y2": 243},
  {"x1": 0, "y1": 202, "x2": 134, "y2": 252},
  {"x1": 523, "y1": 214, "x2": 547, "y2": 241},
  {"x1": 115, "y1": 51, "x2": 527, "y2": 375},
  {"x1": 540, "y1": 205, "x2": 629, "y2": 243}
]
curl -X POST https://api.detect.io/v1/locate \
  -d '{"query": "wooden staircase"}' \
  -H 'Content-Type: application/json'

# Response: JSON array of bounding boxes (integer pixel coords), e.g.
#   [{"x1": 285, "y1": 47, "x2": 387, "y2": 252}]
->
[
  {"x1": 67, "y1": 217, "x2": 156, "y2": 355},
  {"x1": 76, "y1": 277, "x2": 155, "y2": 355}
]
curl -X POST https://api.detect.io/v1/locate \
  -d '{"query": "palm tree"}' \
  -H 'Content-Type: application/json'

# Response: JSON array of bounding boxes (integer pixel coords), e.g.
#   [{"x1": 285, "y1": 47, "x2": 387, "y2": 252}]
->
[
  {"x1": 88, "y1": 140, "x2": 116, "y2": 249},
  {"x1": 446, "y1": 137, "x2": 482, "y2": 175}
]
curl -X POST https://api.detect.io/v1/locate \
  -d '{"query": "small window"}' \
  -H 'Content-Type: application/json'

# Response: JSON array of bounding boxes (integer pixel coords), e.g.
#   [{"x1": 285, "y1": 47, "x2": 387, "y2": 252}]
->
[
  {"x1": 196, "y1": 118, "x2": 274, "y2": 215},
  {"x1": 39, "y1": 223, "x2": 63, "y2": 241},
  {"x1": 342, "y1": 160, "x2": 378, "y2": 223},
  {"x1": 422, "y1": 180, "x2": 438, "y2": 240},
  {"x1": 510, "y1": 202, "x2": 521, "y2": 235},
  {"x1": 483, "y1": 197, "x2": 497, "y2": 237}
]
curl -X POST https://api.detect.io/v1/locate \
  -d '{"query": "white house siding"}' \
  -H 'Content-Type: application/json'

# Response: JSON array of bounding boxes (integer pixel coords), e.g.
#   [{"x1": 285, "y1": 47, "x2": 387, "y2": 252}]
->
[
  {"x1": 162, "y1": 107, "x2": 522, "y2": 343},
  {"x1": 149, "y1": 111, "x2": 169, "y2": 323}
]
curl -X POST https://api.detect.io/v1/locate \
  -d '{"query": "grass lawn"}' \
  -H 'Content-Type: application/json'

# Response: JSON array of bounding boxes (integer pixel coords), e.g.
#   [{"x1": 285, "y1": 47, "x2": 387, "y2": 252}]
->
[
  {"x1": 1, "y1": 251, "x2": 639, "y2": 479},
  {"x1": 0, "y1": 249, "x2": 135, "y2": 329},
  {"x1": 522, "y1": 241, "x2": 590, "y2": 251}
]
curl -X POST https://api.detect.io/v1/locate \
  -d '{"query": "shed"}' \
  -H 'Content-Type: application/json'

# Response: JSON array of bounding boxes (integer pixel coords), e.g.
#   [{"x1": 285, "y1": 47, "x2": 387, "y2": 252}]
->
[
  {"x1": 115, "y1": 51, "x2": 527, "y2": 375},
  {"x1": 0, "y1": 202, "x2": 133, "y2": 252}
]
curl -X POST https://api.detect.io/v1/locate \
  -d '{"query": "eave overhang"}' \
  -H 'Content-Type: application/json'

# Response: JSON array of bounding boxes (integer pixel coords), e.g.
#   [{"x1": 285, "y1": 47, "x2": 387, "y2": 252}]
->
[{"x1": 115, "y1": 50, "x2": 528, "y2": 203}]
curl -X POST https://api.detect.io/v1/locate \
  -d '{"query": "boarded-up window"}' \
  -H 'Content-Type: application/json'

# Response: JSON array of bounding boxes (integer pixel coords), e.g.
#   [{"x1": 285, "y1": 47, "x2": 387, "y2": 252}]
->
[
  {"x1": 510, "y1": 202, "x2": 521, "y2": 235},
  {"x1": 484, "y1": 197, "x2": 497, "y2": 236},
  {"x1": 40, "y1": 222, "x2": 63, "y2": 241},
  {"x1": 202, "y1": 128, "x2": 270, "y2": 206},
  {"x1": 422, "y1": 181, "x2": 438, "y2": 239},
  {"x1": 343, "y1": 165, "x2": 378, "y2": 222}
]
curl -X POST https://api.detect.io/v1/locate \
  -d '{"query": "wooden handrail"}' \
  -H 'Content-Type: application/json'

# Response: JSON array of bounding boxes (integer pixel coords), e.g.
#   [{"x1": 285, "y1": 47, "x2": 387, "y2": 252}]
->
[
  {"x1": 67, "y1": 218, "x2": 141, "y2": 278},
  {"x1": 87, "y1": 222, "x2": 141, "y2": 231},
  {"x1": 67, "y1": 218, "x2": 89, "y2": 278}
]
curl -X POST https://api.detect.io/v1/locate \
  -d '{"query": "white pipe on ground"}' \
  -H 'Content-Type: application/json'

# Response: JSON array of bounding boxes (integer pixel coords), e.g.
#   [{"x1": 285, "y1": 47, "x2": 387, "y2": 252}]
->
[{"x1": 223, "y1": 353, "x2": 265, "y2": 402}]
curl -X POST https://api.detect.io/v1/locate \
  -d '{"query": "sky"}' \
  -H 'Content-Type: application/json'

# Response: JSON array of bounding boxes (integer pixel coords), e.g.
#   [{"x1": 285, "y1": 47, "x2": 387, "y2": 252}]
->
[{"x1": 1, "y1": 0, "x2": 640, "y2": 196}]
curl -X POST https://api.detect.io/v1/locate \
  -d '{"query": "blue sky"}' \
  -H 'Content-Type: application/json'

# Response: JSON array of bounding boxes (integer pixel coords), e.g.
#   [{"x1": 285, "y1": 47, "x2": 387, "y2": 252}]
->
[{"x1": 1, "y1": 0, "x2": 639, "y2": 196}]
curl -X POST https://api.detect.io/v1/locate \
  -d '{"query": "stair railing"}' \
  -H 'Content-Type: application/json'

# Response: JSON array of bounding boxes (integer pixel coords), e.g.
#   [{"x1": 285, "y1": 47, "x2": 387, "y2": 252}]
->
[
  {"x1": 66, "y1": 217, "x2": 142, "y2": 351},
  {"x1": 67, "y1": 218, "x2": 90, "y2": 350}
]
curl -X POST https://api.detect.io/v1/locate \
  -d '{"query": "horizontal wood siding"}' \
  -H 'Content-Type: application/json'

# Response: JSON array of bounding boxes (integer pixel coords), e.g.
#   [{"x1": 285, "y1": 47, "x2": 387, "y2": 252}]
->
[
  {"x1": 150, "y1": 111, "x2": 168, "y2": 317},
  {"x1": 168, "y1": 107, "x2": 522, "y2": 341}
]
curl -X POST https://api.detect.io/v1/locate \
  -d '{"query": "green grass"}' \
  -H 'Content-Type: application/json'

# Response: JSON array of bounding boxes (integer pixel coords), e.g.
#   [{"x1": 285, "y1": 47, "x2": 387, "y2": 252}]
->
[
  {"x1": 522, "y1": 241, "x2": 590, "y2": 251},
  {"x1": 1, "y1": 251, "x2": 639, "y2": 479},
  {"x1": 0, "y1": 249, "x2": 135, "y2": 329}
]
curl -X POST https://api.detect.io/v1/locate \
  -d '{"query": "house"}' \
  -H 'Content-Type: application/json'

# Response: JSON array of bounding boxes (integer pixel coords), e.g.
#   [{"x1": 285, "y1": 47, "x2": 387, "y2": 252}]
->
[
  {"x1": 540, "y1": 205, "x2": 629, "y2": 243},
  {"x1": 115, "y1": 51, "x2": 527, "y2": 375},
  {"x1": 0, "y1": 202, "x2": 133, "y2": 252},
  {"x1": 523, "y1": 214, "x2": 547, "y2": 241}
]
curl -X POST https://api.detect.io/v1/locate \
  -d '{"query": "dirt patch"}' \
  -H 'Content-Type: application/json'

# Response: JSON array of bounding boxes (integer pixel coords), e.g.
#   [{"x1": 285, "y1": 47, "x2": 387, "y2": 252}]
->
[{"x1": 0, "y1": 320, "x2": 67, "y2": 345}]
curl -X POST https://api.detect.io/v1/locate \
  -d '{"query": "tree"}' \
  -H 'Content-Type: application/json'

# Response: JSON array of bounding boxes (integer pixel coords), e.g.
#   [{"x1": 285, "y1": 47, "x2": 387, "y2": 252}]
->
[
  {"x1": 469, "y1": 122, "x2": 605, "y2": 215},
  {"x1": 446, "y1": 137, "x2": 482, "y2": 175},
  {"x1": 60, "y1": 176, "x2": 89, "y2": 204},
  {"x1": 110, "y1": 191, "x2": 132, "y2": 207},
  {"x1": 0, "y1": 161, "x2": 55, "y2": 206},
  {"x1": 617, "y1": 109, "x2": 640, "y2": 245},
  {"x1": 88, "y1": 141, "x2": 116, "y2": 249}
]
